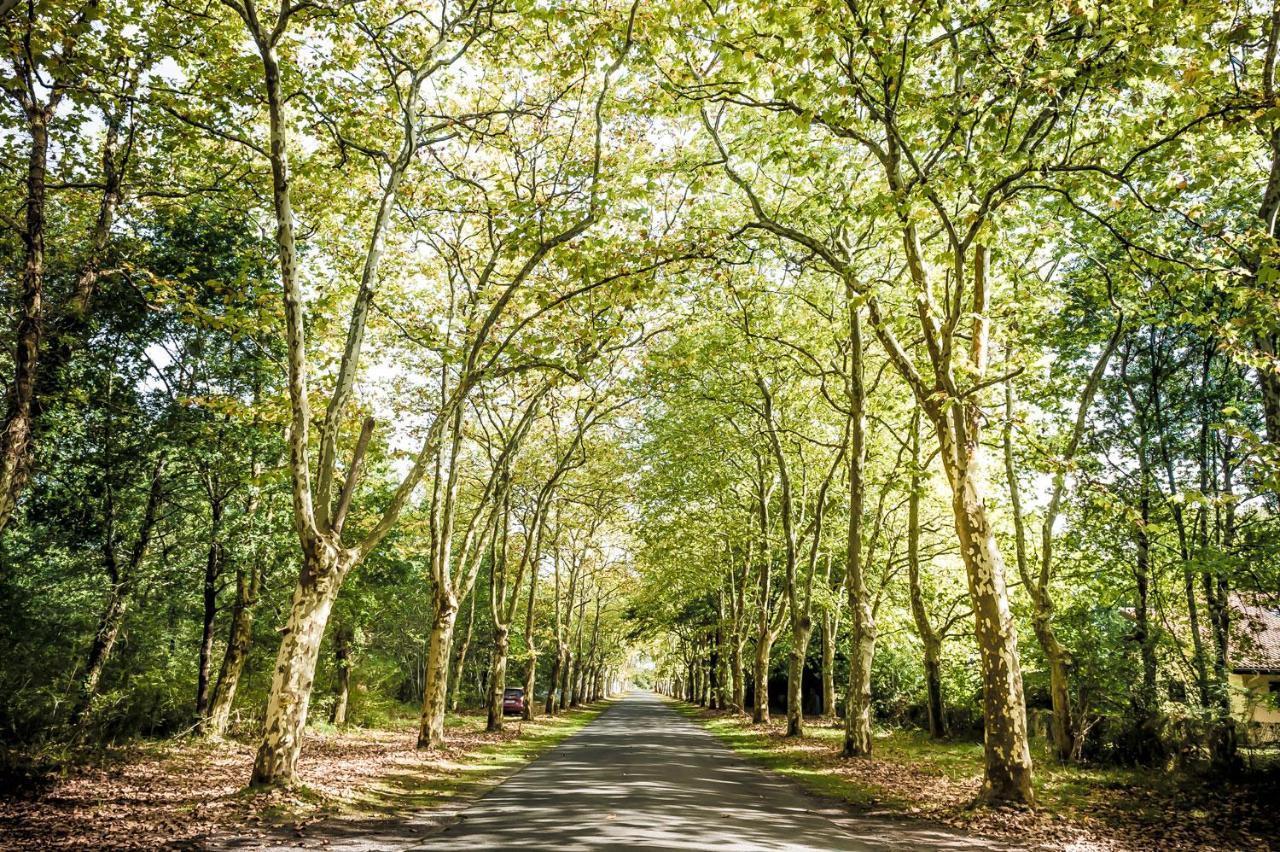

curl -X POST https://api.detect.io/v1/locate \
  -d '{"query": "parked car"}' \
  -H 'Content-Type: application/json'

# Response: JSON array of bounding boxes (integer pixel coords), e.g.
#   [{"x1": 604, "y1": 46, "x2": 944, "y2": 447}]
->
[{"x1": 503, "y1": 687, "x2": 526, "y2": 716}]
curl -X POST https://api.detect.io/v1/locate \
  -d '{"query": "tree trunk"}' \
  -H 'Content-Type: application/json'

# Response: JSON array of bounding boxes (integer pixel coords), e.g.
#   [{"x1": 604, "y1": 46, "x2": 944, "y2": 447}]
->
[
  {"x1": 711, "y1": 619, "x2": 725, "y2": 710},
  {"x1": 545, "y1": 643, "x2": 564, "y2": 715},
  {"x1": 786, "y1": 621, "x2": 811, "y2": 736},
  {"x1": 730, "y1": 632, "x2": 745, "y2": 714},
  {"x1": 0, "y1": 109, "x2": 50, "y2": 535},
  {"x1": 1006, "y1": 420, "x2": 1074, "y2": 762},
  {"x1": 944, "y1": 445, "x2": 1034, "y2": 804},
  {"x1": 250, "y1": 545, "x2": 349, "y2": 787},
  {"x1": 417, "y1": 590, "x2": 459, "y2": 749},
  {"x1": 820, "y1": 612, "x2": 836, "y2": 721},
  {"x1": 522, "y1": 651, "x2": 538, "y2": 720},
  {"x1": 522, "y1": 542, "x2": 538, "y2": 720},
  {"x1": 844, "y1": 599, "x2": 875, "y2": 755},
  {"x1": 1031, "y1": 617, "x2": 1073, "y2": 763},
  {"x1": 330, "y1": 622, "x2": 353, "y2": 727},
  {"x1": 1205, "y1": 428, "x2": 1239, "y2": 772},
  {"x1": 486, "y1": 626, "x2": 509, "y2": 732},
  {"x1": 448, "y1": 589, "x2": 475, "y2": 712},
  {"x1": 752, "y1": 634, "x2": 771, "y2": 724},
  {"x1": 844, "y1": 301, "x2": 874, "y2": 757},
  {"x1": 72, "y1": 581, "x2": 130, "y2": 724},
  {"x1": 207, "y1": 563, "x2": 258, "y2": 737},
  {"x1": 195, "y1": 499, "x2": 225, "y2": 725},
  {"x1": 923, "y1": 642, "x2": 947, "y2": 739}
]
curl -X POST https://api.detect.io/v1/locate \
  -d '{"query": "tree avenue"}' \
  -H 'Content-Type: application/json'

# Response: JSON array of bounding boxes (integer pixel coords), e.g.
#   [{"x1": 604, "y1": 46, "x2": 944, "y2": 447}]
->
[{"x1": 1, "y1": 0, "x2": 1279, "y2": 835}]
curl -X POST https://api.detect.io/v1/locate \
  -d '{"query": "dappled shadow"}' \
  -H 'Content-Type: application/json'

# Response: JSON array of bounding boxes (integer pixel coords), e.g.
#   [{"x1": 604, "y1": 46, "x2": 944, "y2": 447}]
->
[
  {"x1": 202, "y1": 694, "x2": 1013, "y2": 850},
  {"x1": 409, "y1": 692, "x2": 1011, "y2": 851}
]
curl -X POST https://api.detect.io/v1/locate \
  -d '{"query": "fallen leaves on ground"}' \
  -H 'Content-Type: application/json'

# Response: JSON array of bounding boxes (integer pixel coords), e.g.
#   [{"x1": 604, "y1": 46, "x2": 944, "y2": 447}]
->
[
  {"x1": 689, "y1": 709, "x2": 1278, "y2": 852},
  {"x1": 0, "y1": 710, "x2": 590, "y2": 850}
]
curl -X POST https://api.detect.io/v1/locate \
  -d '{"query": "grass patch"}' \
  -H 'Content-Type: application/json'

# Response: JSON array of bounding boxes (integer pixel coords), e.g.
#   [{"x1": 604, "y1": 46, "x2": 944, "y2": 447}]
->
[{"x1": 671, "y1": 699, "x2": 1280, "y2": 851}]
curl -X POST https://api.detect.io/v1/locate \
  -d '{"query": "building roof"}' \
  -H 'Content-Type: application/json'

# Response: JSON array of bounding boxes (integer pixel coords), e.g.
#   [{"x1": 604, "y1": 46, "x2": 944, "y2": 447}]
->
[{"x1": 1232, "y1": 592, "x2": 1280, "y2": 674}]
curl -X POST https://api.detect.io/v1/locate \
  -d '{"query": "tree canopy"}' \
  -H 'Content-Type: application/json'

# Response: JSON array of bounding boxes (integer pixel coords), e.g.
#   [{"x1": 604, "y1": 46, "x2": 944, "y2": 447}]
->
[{"x1": 2, "y1": 0, "x2": 1279, "y2": 815}]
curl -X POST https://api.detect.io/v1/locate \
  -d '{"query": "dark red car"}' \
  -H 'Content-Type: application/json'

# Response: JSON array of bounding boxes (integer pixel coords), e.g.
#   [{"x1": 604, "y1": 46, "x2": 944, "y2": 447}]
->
[{"x1": 502, "y1": 687, "x2": 526, "y2": 716}]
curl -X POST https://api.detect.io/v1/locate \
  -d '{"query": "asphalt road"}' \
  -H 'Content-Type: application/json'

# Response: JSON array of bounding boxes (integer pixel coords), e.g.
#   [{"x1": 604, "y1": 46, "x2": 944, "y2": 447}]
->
[{"x1": 414, "y1": 690, "x2": 1003, "y2": 851}]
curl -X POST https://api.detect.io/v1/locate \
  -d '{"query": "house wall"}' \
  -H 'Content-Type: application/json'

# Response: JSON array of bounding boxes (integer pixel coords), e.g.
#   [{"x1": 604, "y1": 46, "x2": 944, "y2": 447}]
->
[{"x1": 1229, "y1": 672, "x2": 1280, "y2": 725}]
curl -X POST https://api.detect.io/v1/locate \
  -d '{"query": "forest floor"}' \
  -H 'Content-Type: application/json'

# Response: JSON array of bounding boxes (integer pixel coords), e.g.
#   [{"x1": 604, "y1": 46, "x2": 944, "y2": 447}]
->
[
  {"x1": 0, "y1": 702, "x2": 607, "y2": 850},
  {"x1": 677, "y1": 704, "x2": 1280, "y2": 851}
]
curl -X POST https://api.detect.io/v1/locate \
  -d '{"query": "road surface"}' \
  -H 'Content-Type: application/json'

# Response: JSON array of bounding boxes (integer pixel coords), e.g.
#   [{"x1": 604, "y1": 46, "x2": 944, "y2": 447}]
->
[{"x1": 415, "y1": 690, "x2": 1003, "y2": 851}]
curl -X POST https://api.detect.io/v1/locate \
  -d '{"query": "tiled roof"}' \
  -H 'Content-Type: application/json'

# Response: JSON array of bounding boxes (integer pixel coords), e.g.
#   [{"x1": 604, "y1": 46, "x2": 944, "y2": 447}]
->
[{"x1": 1232, "y1": 592, "x2": 1280, "y2": 674}]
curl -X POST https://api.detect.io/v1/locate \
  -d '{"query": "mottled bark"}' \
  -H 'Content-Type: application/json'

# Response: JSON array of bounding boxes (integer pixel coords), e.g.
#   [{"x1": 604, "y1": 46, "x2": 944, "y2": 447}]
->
[
  {"x1": 250, "y1": 544, "x2": 352, "y2": 787},
  {"x1": 1005, "y1": 396, "x2": 1073, "y2": 763},
  {"x1": 416, "y1": 590, "x2": 458, "y2": 749},
  {"x1": 942, "y1": 438, "x2": 1034, "y2": 803}
]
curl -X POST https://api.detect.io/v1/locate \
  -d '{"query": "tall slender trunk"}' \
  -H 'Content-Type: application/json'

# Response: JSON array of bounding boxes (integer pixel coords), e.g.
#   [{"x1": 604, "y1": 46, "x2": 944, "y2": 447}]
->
[
  {"x1": 522, "y1": 552, "x2": 539, "y2": 720},
  {"x1": 1202, "y1": 357, "x2": 1239, "y2": 772},
  {"x1": 73, "y1": 582, "x2": 130, "y2": 724},
  {"x1": 0, "y1": 108, "x2": 51, "y2": 534},
  {"x1": 71, "y1": 457, "x2": 165, "y2": 728},
  {"x1": 330, "y1": 621, "x2": 353, "y2": 727},
  {"x1": 570, "y1": 609, "x2": 586, "y2": 708},
  {"x1": 907, "y1": 413, "x2": 947, "y2": 739},
  {"x1": 713, "y1": 614, "x2": 726, "y2": 710},
  {"x1": 878, "y1": 231, "x2": 1033, "y2": 802},
  {"x1": 448, "y1": 589, "x2": 475, "y2": 712},
  {"x1": 730, "y1": 560, "x2": 747, "y2": 713},
  {"x1": 844, "y1": 302, "x2": 874, "y2": 757},
  {"x1": 207, "y1": 559, "x2": 260, "y2": 737},
  {"x1": 752, "y1": 634, "x2": 772, "y2": 723},
  {"x1": 730, "y1": 634, "x2": 745, "y2": 714},
  {"x1": 251, "y1": 545, "x2": 350, "y2": 787},
  {"x1": 195, "y1": 498, "x2": 225, "y2": 723},
  {"x1": 486, "y1": 626, "x2": 509, "y2": 732},
  {"x1": 1004, "y1": 387, "x2": 1073, "y2": 764},
  {"x1": 561, "y1": 647, "x2": 575, "y2": 709},
  {"x1": 545, "y1": 644, "x2": 564, "y2": 715},
  {"x1": 417, "y1": 590, "x2": 459, "y2": 749},
  {"x1": 820, "y1": 612, "x2": 837, "y2": 721},
  {"x1": 1134, "y1": 492, "x2": 1158, "y2": 714}
]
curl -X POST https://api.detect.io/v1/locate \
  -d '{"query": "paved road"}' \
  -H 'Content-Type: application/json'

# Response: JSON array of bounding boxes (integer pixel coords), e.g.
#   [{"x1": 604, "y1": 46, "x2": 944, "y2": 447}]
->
[{"x1": 414, "y1": 691, "x2": 1003, "y2": 851}]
